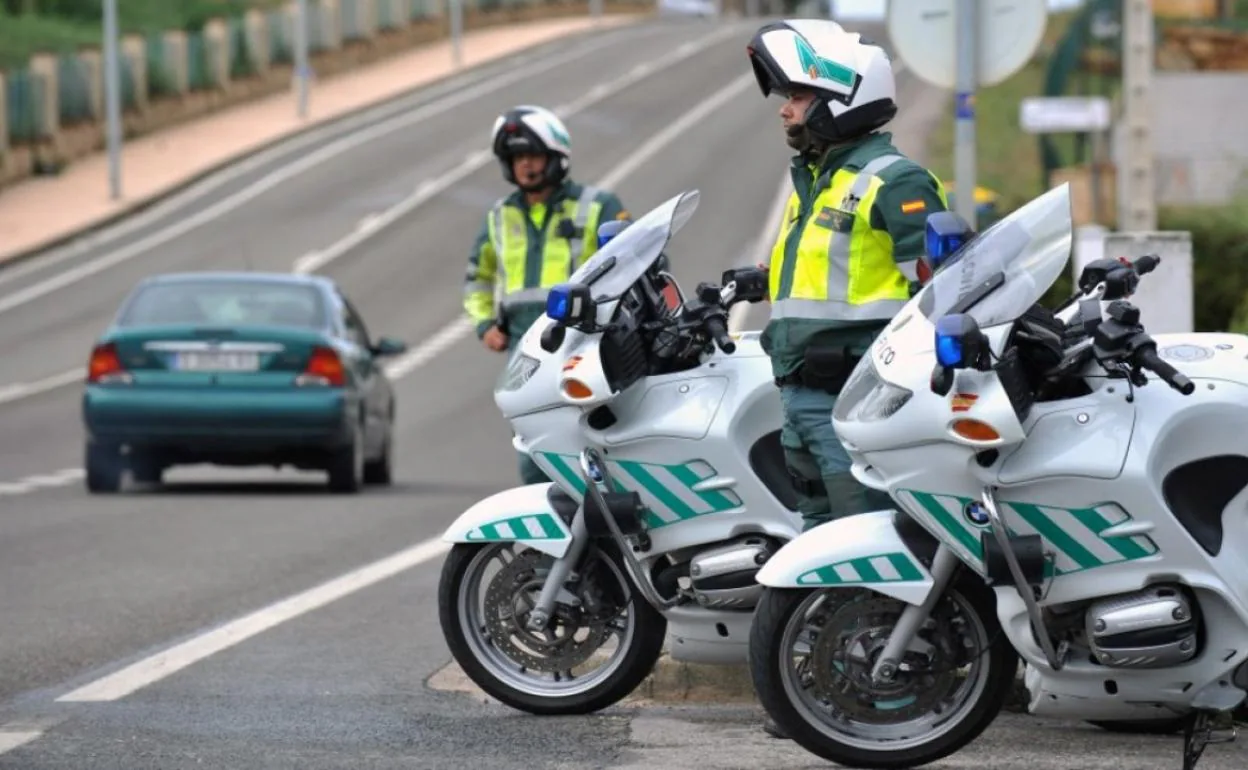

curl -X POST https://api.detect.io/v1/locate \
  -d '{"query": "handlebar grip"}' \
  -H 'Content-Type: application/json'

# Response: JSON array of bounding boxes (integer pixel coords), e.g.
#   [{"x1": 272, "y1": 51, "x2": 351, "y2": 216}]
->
[
  {"x1": 1133, "y1": 254, "x2": 1161, "y2": 275},
  {"x1": 705, "y1": 315, "x2": 736, "y2": 354},
  {"x1": 1138, "y1": 347, "x2": 1195, "y2": 395}
]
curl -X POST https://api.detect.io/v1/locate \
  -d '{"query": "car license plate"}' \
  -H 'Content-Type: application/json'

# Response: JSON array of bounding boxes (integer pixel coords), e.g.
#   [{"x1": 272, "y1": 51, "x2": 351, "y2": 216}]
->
[{"x1": 174, "y1": 351, "x2": 260, "y2": 371}]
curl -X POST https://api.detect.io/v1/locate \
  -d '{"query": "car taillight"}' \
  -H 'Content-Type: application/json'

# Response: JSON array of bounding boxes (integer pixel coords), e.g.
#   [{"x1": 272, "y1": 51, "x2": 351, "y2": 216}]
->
[
  {"x1": 297, "y1": 345, "x2": 346, "y2": 387},
  {"x1": 87, "y1": 342, "x2": 132, "y2": 384}
]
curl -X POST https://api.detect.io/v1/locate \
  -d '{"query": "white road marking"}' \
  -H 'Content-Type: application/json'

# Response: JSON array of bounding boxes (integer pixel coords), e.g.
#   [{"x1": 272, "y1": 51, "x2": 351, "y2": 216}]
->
[
  {"x1": 0, "y1": 729, "x2": 42, "y2": 755},
  {"x1": 38, "y1": 73, "x2": 754, "y2": 709},
  {"x1": 728, "y1": 171, "x2": 790, "y2": 333},
  {"x1": 0, "y1": 23, "x2": 749, "y2": 408},
  {"x1": 54, "y1": 536, "x2": 452, "y2": 702}
]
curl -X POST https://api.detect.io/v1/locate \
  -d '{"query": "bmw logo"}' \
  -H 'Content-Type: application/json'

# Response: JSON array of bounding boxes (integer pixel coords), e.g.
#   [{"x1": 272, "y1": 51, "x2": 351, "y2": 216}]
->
[{"x1": 964, "y1": 501, "x2": 990, "y2": 527}]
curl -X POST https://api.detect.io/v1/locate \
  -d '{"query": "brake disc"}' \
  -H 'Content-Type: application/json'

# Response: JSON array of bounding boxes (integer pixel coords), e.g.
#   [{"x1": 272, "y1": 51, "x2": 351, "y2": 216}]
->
[
  {"x1": 808, "y1": 595, "x2": 964, "y2": 724},
  {"x1": 482, "y1": 549, "x2": 611, "y2": 673}
]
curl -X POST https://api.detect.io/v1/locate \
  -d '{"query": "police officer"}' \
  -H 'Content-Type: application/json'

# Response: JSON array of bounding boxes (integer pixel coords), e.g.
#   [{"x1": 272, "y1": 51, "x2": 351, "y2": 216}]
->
[
  {"x1": 745, "y1": 18, "x2": 951, "y2": 741},
  {"x1": 464, "y1": 105, "x2": 629, "y2": 485}
]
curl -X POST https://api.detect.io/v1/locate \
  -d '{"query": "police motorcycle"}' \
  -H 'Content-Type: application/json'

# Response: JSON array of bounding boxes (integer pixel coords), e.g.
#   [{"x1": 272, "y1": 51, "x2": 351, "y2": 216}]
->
[
  {"x1": 747, "y1": 181, "x2": 1246, "y2": 770},
  {"x1": 436, "y1": 188, "x2": 816, "y2": 715}
]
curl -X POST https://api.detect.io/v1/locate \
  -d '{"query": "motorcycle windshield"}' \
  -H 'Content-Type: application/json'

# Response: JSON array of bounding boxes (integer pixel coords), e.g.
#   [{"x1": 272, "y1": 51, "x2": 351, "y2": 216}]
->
[
  {"x1": 566, "y1": 190, "x2": 699, "y2": 303},
  {"x1": 910, "y1": 183, "x2": 1074, "y2": 330}
]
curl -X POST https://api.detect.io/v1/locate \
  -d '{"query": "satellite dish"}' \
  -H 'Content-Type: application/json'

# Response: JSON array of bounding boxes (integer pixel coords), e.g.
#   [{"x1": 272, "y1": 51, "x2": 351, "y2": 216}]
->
[{"x1": 886, "y1": 0, "x2": 1049, "y2": 90}]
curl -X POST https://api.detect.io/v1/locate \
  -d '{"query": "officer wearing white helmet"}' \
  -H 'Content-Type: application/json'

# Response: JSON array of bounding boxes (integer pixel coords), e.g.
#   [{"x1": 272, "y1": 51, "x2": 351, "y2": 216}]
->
[
  {"x1": 463, "y1": 105, "x2": 629, "y2": 485},
  {"x1": 745, "y1": 22, "x2": 950, "y2": 737}
]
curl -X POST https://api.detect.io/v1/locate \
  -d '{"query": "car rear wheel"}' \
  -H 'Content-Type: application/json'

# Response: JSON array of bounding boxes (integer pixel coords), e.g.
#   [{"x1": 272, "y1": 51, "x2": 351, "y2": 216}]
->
[
  {"x1": 363, "y1": 432, "x2": 392, "y2": 486},
  {"x1": 326, "y1": 423, "x2": 363, "y2": 493},
  {"x1": 85, "y1": 441, "x2": 123, "y2": 493}
]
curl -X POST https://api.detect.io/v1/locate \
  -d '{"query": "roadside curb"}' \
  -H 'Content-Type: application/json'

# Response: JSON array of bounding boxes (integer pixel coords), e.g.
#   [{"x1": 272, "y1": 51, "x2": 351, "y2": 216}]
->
[
  {"x1": 427, "y1": 656, "x2": 1033, "y2": 712},
  {"x1": 0, "y1": 12, "x2": 647, "y2": 271}
]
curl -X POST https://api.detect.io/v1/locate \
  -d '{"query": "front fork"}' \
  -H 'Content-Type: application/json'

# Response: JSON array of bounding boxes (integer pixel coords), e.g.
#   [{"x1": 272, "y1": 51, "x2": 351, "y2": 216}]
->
[
  {"x1": 524, "y1": 446, "x2": 674, "y2": 633},
  {"x1": 867, "y1": 544, "x2": 962, "y2": 685}
]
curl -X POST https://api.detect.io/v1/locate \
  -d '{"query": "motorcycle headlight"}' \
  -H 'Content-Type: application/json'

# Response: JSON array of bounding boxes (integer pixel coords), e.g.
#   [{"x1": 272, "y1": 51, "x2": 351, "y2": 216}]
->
[
  {"x1": 833, "y1": 355, "x2": 913, "y2": 423},
  {"x1": 498, "y1": 353, "x2": 540, "y2": 392}
]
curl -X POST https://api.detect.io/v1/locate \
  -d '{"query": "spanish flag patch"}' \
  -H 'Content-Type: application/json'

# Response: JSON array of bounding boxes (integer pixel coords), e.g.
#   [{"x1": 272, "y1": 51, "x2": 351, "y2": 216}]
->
[{"x1": 900, "y1": 199, "x2": 926, "y2": 214}]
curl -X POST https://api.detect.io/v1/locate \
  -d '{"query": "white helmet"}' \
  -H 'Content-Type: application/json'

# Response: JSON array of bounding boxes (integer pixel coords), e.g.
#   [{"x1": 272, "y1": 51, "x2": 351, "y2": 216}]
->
[
  {"x1": 490, "y1": 105, "x2": 572, "y2": 190},
  {"x1": 747, "y1": 19, "x2": 897, "y2": 145}
]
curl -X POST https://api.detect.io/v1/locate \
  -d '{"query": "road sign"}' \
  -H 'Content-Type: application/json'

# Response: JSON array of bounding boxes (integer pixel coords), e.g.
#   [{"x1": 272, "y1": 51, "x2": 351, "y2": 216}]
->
[{"x1": 1020, "y1": 96, "x2": 1113, "y2": 133}]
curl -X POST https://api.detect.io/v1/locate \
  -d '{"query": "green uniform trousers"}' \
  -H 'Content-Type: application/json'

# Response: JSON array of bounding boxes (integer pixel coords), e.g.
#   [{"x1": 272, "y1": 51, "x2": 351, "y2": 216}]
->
[{"x1": 779, "y1": 384, "x2": 894, "y2": 531}]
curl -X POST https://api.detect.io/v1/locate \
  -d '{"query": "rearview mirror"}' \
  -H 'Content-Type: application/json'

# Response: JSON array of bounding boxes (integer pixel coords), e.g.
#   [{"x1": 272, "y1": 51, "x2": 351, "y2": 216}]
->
[{"x1": 370, "y1": 336, "x2": 407, "y2": 357}]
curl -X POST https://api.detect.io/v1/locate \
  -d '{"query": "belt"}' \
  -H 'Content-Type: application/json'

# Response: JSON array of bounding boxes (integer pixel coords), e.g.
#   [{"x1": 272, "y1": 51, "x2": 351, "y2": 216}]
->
[{"x1": 774, "y1": 369, "x2": 805, "y2": 388}]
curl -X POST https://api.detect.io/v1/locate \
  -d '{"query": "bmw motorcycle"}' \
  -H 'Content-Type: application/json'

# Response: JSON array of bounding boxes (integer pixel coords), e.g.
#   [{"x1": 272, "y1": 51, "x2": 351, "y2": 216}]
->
[
  {"x1": 746, "y1": 182, "x2": 1244, "y2": 770},
  {"x1": 436, "y1": 190, "x2": 812, "y2": 715}
]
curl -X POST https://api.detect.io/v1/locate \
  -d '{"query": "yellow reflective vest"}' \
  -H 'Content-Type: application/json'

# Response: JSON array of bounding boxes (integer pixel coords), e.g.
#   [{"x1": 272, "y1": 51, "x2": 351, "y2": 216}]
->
[
  {"x1": 761, "y1": 133, "x2": 949, "y2": 378},
  {"x1": 464, "y1": 180, "x2": 626, "y2": 339}
]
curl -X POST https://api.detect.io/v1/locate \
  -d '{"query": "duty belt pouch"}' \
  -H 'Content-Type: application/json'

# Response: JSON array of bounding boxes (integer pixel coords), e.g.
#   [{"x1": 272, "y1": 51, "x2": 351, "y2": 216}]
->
[{"x1": 801, "y1": 345, "x2": 856, "y2": 394}]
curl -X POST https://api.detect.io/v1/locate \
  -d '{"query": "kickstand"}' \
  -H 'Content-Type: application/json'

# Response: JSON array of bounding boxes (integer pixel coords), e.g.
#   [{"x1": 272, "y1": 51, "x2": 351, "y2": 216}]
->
[{"x1": 1182, "y1": 710, "x2": 1238, "y2": 770}]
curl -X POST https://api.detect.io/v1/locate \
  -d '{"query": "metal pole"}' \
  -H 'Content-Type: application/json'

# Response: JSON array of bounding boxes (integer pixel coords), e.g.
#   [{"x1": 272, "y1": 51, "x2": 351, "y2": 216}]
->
[
  {"x1": 590, "y1": 0, "x2": 603, "y2": 23},
  {"x1": 450, "y1": 0, "x2": 463, "y2": 68},
  {"x1": 103, "y1": 0, "x2": 122, "y2": 200},
  {"x1": 954, "y1": 0, "x2": 977, "y2": 230},
  {"x1": 294, "y1": 0, "x2": 310, "y2": 118},
  {"x1": 1122, "y1": 0, "x2": 1156, "y2": 232}
]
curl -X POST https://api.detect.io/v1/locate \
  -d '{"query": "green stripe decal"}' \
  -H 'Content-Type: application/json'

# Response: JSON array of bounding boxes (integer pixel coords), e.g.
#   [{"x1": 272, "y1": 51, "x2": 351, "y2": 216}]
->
[
  {"x1": 899, "y1": 489, "x2": 1161, "y2": 577},
  {"x1": 537, "y1": 514, "x2": 564, "y2": 539},
  {"x1": 854, "y1": 558, "x2": 882, "y2": 582},
  {"x1": 911, "y1": 493, "x2": 980, "y2": 555},
  {"x1": 1011, "y1": 502, "x2": 1100, "y2": 570},
  {"x1": 1069, "y1": 506, "x2": 1154, "y2": 559},
  {"x1": 667, "y1": 463, "x2": 738, "y2": 511},
  {"x1": 619, "y1": 460, "x2": 697, "y2": 520},
  {"x1": 888, "y1": 552, "x2": 923, "y2": 581},
  {"x1": 544, "y1": 454, "x2": 586, "y2": 494}
]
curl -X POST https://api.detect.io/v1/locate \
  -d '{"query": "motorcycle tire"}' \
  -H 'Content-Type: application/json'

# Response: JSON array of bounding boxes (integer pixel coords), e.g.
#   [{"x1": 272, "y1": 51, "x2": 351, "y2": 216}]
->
[
  {"x1": 437, "y1": 541, "x2": 667, "y2": 716},
  {"x1": 749, "y1": 573, "x2": 1018, "y2": 769}
]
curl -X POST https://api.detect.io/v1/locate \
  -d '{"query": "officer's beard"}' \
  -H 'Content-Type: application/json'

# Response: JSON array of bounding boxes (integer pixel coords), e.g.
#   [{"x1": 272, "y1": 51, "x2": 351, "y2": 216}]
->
[{"x1": 786, "y1": 123, "x2": 828, "y2": 163}]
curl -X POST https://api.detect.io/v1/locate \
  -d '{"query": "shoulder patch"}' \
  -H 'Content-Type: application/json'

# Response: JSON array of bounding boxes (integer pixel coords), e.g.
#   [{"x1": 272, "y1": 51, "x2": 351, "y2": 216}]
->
[
  {"x1": 900, "y1": 199, "x2": 927, "y2": 214},
  {"x1": 616, "y1": 210, "x2": 631, "y2": 220}
]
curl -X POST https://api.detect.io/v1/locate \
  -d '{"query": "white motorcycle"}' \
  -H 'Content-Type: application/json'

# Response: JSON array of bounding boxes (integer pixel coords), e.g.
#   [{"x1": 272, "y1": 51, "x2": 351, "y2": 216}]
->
[
  {"x1": 437, "y1": 190, "x2": 807, "y2": 715},
  {"x1": 747, "y1": 182, "x2": 1245, "y2": 770}
]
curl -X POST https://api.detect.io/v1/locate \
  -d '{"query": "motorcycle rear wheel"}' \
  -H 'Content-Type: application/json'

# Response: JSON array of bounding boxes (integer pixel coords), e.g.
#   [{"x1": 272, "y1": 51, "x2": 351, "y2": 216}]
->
[
  {"x1": 437, "y1": 541, "x2": 666, "y2": 715},
  {"x1": 749, "y1": 574, "x2": 1018, "y2": 769}
]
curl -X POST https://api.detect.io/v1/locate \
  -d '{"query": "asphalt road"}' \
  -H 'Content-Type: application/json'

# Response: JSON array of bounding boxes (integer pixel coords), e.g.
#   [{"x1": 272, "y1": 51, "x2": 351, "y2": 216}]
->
[{"x1": 0, "y1": 13, "x2": 1244, "y2": 770}]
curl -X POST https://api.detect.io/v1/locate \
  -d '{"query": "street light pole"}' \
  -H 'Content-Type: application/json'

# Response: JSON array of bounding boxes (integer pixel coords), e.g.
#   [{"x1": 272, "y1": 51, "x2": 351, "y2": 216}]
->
[
  {"x1": 102, "y1": 0, "x2": 122, "y2": 200},
  {"x1": 294, "y1": 0, "x2": 311, "y2": 118}
]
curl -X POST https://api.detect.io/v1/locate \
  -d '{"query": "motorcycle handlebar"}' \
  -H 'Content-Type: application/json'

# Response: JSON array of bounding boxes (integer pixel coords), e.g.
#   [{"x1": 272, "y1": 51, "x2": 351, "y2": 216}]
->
[
  {"x1": 1136, "y1": 346, "x2": 1195, "y2": 395},
  {"x1": 704, "y1": 315, "x2": 736, "y2": 354}
]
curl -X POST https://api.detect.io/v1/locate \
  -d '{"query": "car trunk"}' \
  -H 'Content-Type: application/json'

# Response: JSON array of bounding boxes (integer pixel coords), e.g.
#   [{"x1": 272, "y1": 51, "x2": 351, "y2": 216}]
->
[{"x1": 102, "y1": 324, "x2": 335, "y2": 389}]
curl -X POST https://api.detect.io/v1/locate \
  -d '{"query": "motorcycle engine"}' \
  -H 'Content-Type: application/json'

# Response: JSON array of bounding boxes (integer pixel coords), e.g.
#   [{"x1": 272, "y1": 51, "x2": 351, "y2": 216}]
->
[
  {"x1": 1085, "y1": 585, "x2": 1199, "y2": 669},
  {"x1": 687, "y1": 535, "x2": 781, "y2": 610}
]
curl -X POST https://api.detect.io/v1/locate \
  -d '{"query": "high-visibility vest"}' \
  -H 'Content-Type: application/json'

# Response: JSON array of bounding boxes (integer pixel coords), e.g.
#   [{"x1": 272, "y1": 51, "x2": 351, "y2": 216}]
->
[{"x1": 768, "y1": 153, "x2": 930, "y2": 324}]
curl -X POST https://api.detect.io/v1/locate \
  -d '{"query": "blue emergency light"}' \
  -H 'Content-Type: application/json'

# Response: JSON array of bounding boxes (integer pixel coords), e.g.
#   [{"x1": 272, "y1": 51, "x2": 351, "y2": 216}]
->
[
  {"x1": 596, "y1": 218, "x2": 631, "y2": 249},
  {"x1": 923, "y1": 211, "x2": 976, "y2": 273},
  {"x1": 545, "y1": 282, "x2": 595, "y2": 326}
]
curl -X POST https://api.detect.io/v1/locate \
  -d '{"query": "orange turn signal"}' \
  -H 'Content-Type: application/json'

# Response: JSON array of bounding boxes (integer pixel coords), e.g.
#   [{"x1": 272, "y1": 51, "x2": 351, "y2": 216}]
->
[
  {"x1": 952, "y1": 419, "x2": 1000, "y2": 442},
  {"x1": 563, "y1": 379, "x2": 593, "y2": 399}
]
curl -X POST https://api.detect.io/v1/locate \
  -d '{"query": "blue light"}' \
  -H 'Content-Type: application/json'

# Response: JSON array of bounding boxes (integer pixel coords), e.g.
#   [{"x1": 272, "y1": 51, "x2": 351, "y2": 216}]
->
[
  {"x1": 597, "y1": 219, "x2": 631, "y2": 249},
  {"x1": 546, "y1": 287, "x2": 571, "y2": 321},
  {"x1": 935, "y1": 333, "x2": 964, "y2": 368},
  {"x1": 924, "y1": 226, "x2": 965, "y2": 270}
]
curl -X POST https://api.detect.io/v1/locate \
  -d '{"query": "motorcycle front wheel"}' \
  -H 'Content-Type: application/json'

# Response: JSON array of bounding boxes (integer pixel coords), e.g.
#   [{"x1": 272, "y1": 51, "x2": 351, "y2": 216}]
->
[
  {"x1": 437, "y1": 540, "x2": 666, "y2": 715},
  {"x1": 748, "y1": 574, "x2": 1018, "y2": 769}
]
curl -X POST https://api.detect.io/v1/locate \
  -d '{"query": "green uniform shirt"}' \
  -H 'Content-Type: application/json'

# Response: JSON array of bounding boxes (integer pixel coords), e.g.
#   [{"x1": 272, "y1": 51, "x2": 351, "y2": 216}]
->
[{"x1": 760, "y1": 131, "x2": 949, "y2": 379}]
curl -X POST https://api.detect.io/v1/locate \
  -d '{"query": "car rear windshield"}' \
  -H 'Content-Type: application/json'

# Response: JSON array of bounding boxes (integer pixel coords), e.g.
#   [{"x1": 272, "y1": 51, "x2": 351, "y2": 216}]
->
[{"x1": 117, "y1": 280, "x2": 328, "y2": 329}]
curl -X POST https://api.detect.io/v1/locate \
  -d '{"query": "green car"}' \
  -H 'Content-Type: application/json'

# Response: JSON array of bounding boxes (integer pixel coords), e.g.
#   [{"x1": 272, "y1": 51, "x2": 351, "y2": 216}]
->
[{"x1": 81, "y1": 271, "x2": 407, "y2": 494}]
